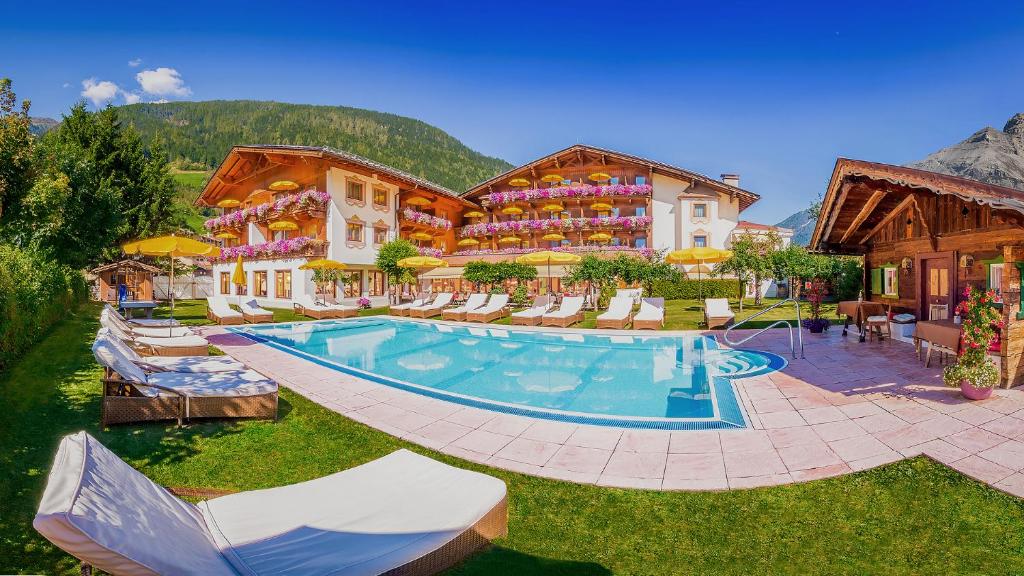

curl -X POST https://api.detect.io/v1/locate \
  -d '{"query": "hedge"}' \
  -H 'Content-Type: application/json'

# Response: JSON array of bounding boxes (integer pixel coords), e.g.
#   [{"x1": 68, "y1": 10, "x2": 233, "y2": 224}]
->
[
  {"x1": 650, "y1": 278, "x2": 738, "y2": 300},
  {"x1": 0, "y1": 244, "x2": 87, "y2": 372}
]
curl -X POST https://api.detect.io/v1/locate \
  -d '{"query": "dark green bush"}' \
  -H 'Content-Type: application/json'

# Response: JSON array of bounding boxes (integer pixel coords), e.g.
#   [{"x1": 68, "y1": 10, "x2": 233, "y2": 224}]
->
[
  {"x1": 651, "y1": 278, "x2": 737, "y2": 300},
  {"x1": 0, "y1": 244, "x2": 87, "y2": 372}
]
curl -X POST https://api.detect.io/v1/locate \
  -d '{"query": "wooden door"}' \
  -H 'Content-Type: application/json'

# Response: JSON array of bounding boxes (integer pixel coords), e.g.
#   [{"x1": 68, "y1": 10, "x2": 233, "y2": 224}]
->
[{"x1": 919, "y1": 255, "x2": 953, "y2": 320}]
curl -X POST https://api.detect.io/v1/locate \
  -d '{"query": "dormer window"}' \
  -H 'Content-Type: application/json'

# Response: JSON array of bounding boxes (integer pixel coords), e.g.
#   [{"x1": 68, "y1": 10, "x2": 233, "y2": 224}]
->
[{"x1": 693, "y1": 203, "x2": 707, "y2": 219}]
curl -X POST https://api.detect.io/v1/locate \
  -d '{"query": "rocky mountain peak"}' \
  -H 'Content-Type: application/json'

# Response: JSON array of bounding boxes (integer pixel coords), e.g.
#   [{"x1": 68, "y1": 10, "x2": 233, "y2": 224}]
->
[{"x1": 1003, "y1": 113, "x2": 1024, "y2": 138}]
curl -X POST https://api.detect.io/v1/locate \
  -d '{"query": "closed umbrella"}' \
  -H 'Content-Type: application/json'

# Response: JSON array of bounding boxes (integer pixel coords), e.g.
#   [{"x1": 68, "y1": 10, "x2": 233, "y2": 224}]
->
[{"x1": 231, "y1": 255, "x2": 246, "y2": 309}]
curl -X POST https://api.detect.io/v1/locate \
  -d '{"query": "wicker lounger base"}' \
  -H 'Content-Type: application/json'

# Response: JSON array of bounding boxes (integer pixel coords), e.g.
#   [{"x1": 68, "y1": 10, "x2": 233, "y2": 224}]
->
[
  {"x1": 706, "y1": 316, "x2": 734, "y2": 329},
  {"x1": 133, "y1": 343, "x2": 209, "y2": 357},
  {"x1": 596, "y1": 316, "x2": 632, "y2": 329},
  {"x1": 466, "y1": 310, "x2": 508, "y2": 323},
  {"x1": 541, "y1": 313, "x2": 583, "y2": 328},
  {"x1": 102, "y1": 391, "x2": 278, "y2": 426},
  {"x1": 334, "y1": 308, "x2": 358, "y2": 319},
  {"x1": 388, "y1": 307, "x2": 411, "y2": 317},
  {"x1": 632, "y1": 319, "x2": 663, "y2": 330},
  {"x1": 296, "y1": 306, "x2": 332, "y2": 320},
  {"x1": 207, "y1": 310, "x2": 244, "y2": 325},
  {"x1": 409, "y1": 308, "x2": 443, "y2": 319},
  {"x1": 510, "y1": 315, "x2": 542, "y2": 326},
  {"x1": 243, "y1": 312, "x2": 274, "y2": 324},
  {"x1": 441, "y1": 310, "x2": 470, "y2": 321}
]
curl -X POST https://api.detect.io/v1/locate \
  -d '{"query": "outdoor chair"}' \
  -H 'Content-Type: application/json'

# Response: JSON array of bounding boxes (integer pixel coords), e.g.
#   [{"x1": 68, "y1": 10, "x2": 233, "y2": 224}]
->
[
  {"x1": 442, "y1": 293, "x2": 489, "y2": 321},
  {"x1": 206, "y1": 296, "x2": 244, "y2": 325},
  {"x1": 511, "y1": 295, "x2": 552, "y2": 326},
  {"x1": 35, "y1": 432, "x2": 507, "y2": 576},
  {"x1": 239, "y1": 298, "x2": 273, "y2": 323},
  {"x1": 865, "y1": 305, "x2": 891, "y2": 343},
  {"x1": 703, "y1": 298, "x2": 735, "y2": 329},
  {"x1": 389, "y1": 295, "x2": 430, "y2": 316},
  {"x1": 633, "y1": 298, "x2": 665, "y2": 330},
  {"x1": 294, "y1": 294, "x2": 355, "y2": 320},
  {"x1": 101, "y1": 316, "x2": 210, "y2": 357},
  {"x1": 97, "y1": 328, "x2": 245, "y2": 373},
  {"x1": 466, "y1": 294, "x2": 510, "y2": 323},
  {"x1": 541, "y1": 296, "x2": 585, "y2": 327},
  {"x1": 596, "y1": 296, "x2": 634, "y2": 329},
  {"x1": 409, "y1": 292, "x2": 454, "y2": 318}
]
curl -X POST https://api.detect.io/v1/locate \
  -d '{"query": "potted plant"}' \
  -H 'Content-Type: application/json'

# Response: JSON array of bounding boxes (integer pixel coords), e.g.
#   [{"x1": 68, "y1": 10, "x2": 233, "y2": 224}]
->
[
  {"x1": 801, "y1": 279, "x2": 830, "y2": 333},
  {"x1": 943, "y1": 286, "x2": 1004, "y2": 400}
]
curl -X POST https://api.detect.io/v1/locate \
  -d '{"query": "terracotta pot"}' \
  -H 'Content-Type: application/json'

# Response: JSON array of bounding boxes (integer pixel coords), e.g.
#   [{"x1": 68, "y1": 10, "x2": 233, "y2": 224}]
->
[{"x1": 960, "y1": 380, "x2": 994, "y2": 401}]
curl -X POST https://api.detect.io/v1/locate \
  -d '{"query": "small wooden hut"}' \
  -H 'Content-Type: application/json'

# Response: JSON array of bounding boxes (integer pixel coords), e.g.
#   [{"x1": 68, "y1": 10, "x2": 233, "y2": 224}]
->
[
  {"x1": 810, "y1": 158, "x2": 1024, "y2": 387},
  {"x1": 91, "y1": 260, "x2": 160, "y2": 303}
]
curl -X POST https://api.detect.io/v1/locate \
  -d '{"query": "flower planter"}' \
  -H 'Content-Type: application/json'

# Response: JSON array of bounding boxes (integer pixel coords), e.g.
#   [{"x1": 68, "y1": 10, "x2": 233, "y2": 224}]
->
[{"x1": 959, "y1": 380, "x2": 994, "y2": 401}]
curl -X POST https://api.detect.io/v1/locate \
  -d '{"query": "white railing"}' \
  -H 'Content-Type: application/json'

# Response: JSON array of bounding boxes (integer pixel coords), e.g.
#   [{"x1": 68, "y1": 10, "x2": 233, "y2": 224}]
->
[{"x1": 723, "y1": 298, "x2": 805, "y2": 359}]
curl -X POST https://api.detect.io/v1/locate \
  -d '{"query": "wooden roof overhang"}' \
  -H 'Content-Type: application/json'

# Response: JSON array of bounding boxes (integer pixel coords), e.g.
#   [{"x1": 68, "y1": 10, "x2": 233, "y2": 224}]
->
[
  {"x1": 810, "y1": 158, "x2": 1024, "y2": 255},
  {"x1": 91, "y1": 260, "x2": 161, "y2": 274},
  {"x1": 197, "y1": 145, "x2": 479, "y2": 209},
  {"x1": 461, "y1": 144, "x2": 760, "y2": 211}
]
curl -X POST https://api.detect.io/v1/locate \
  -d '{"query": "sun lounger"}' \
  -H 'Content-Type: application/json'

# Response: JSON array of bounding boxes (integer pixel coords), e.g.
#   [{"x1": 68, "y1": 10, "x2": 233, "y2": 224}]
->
[
  {"x1": 409, "y1": 292, "x2": 454, "y2": 318},
  {"x1": 92, "y1": 337, "x2": 277, "y2": 426},
  {"x1": 239, "y1": 298, "x2": 274, "y2": 323},
  {"x1": 442, "y1": 293, "x2": 489, "y2": 321},
  {"x1": 466, "y1": 294, "x2": 509, "y2": 323},
  {"x1": 511, "y1": 296, "x2": 552, "y2": 326},
  {"x1": 704, "y1": 298, "x2": 735, "y2": 329},
  {"x1": 293, "y1": 294, "x2": 355, "y2": 320},
  {"x1": 389, "y1": 296, "x2": 426, "y2": 317},
  {"x1": 104, "y1": 303, "x2": 179, "y2": 327},
  {"x1": 100, "y1": 308, "x2": 195, "y2": 338},
  {"x1": 97, "y1": 328, "x2": 245, "y2": 373},
  {"x1": 633, "y1": 297, "x2": 665, "y2": 330},
  {"x1": 102, "y1": 319, "x2": 210, "y2": 357},
  {"x1": 541, "y1": 296, "x2": 585, "y2": 327},
  {"x1": 596, "y1": 296, "x2": 634, "y2": 329},
  {"x1": 36, "y1": 432, "x2": 508, "y2": 576},
  {"x1": 206, "y1": 296, "x2": 244, "y2": 325}
]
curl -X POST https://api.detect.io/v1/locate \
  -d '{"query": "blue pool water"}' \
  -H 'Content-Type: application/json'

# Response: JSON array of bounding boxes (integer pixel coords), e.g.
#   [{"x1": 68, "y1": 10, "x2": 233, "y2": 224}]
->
[{"x1": 236, "y1": 318, "x2": 786, "y2": 430}]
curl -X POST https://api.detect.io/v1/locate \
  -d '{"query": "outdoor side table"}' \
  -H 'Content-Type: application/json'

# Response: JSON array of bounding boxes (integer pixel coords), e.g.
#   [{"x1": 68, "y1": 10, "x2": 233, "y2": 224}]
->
[{"x1": 913, "y1": 319, "x2": 961, "y2": 367}]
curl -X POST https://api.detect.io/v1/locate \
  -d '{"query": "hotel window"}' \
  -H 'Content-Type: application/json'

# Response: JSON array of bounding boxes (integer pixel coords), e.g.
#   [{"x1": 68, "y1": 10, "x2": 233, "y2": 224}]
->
[
  {"x1": 372, "y1": 186, "x2": 388, "y2": 208},
  {"x1": 254, "y1": 271, "x2": 268, "y2": 297},
  {"x1": 273, "y1": 230, "x2": 289, "y2": 242},
  {"x1": 693, "y1": 235, "x2": 707, "y2": 248},
  {"x1": 346, "y1": 180, "x2": 364, "y2": 202},
  {"x1": 344, "y1": 270, "x2": 363, "y2": 298},
  {"x1": 219, "y1": 272, "x2": 230, "y2": 295},
  {"x1": 883, "y1": 266, "x2": 899, "y2": 298},
  {"x1": 693, "y1": 203, "x2": 707, "y2": 218},
  {"x1": 989, "y1": 263, "x2": 1004, "y2": 295},
  {"x1": 347, "y1": 222, "x2": 364, "y2": 243},
  {"x1": 374, "y1": 226, "x2": 388, "y2": 245},
  {"x1": 611, "y1": 237, "x2": 621, "y2": 246},
  {"x1": 635, "y1": 237, "x2": 647, "y2": 248},
  {"x1": 369, "y1": 271, "x2": 385, "y2": 296},
  {"x1": 635, "y1": 206, "x2": 646, "y2": 217},
  {"x1": 274, "y1": 270, "x2": 292, "y2": 299}
]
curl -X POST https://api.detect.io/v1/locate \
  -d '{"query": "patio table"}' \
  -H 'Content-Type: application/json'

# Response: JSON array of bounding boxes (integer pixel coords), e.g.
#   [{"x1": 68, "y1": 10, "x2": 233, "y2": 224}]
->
[
  {"x1": 913, "y1": 319, "x2": 961, "y2": 367},
  {"x1": 118, "y1": 299, "x2": 157, "y2": 319},
  {"x1": 837, "y1": 300, "x2": 885, "y2": 342}
]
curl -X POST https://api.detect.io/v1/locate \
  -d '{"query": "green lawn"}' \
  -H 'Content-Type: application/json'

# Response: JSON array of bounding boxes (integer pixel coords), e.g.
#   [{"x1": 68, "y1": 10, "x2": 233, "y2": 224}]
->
[{"x1": 3, "y1": 301, "x2": 1024, "y2": 575}]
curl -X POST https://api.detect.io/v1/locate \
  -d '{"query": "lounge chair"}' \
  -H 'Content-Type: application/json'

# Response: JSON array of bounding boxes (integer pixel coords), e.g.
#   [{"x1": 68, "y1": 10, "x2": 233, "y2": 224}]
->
[
  {"x1": 442, "y1": 293, "x2": 489, "y2": 321},
  {"x1": 239, "y1": 298, "x2": 274, "y2": 323},
  {"x1": 100, "y1": 308, "x2": 195, "y2": 338},
  {"x1": 206, "y1": 296, "x2": 244, "y2": 325},
  {"x1": 97, "y1": 328, "x2": 246, "y2": 373},
  {"x1": 92, "y1": 337, "x2": 277, "y2": 426},
  {"x1": 293, "y1": 294, "x2": 356, "y2": 320},
  {"x1": 409, "y1": 292, "x2": 454, "y2": 318},
  {"x1": 633, "y1": 297, "x2": 665, "y2": 330},
  {"x1": 541, "y1": 296, "x2": 585, "y2": 327},
  {"x1": 704, "y1": 298, "x2": 735, "y2": 329},
  {"x1": 35, "y1": 432, "x2": 507, "y2": 576},
  {"x1": 389, "y1": 296, "x2": 426, "y2": 317},
  {"x1": 102, "y1": 319, "x2": 210, "y2": 357},
  {"x1": 466, "y1": 294, "x2": 510, "y2": 323},
  {"x1": 596, "y1": 296, "x2": 634, "y2": 329},
  {"x1": 511, "y1": 295, "x2": 552, "y2": 326},
  {"x1": 103, "y1": 303, "x2": 179, "y2": 327}
]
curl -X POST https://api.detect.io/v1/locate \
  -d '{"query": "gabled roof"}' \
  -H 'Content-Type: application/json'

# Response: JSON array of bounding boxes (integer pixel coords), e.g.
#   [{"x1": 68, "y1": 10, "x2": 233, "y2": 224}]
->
[
  {"x1": 91, "y1": 260, "x2": 161, "y2": 274},
  {"x1": 462, "y1": 144, "x2": 760, "y2": 211},
  {"x1": 736, "y1": 220, "x2": 793, "y2": 234},
  {"x1": 198, "y1": 145, "x2": 476, "y2": 207}
]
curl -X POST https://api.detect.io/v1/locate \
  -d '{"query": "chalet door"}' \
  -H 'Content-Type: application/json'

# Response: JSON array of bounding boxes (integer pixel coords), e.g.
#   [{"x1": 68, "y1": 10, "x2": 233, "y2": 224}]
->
[{"x1": 920, "y1": 256, "x2": 953, "y2": 320}]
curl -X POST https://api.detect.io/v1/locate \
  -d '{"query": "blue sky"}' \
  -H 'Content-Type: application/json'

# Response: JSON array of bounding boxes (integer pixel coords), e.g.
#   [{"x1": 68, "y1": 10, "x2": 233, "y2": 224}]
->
[{"x1": 5, "y1": 0, "x2": 1024, "y2": 223}]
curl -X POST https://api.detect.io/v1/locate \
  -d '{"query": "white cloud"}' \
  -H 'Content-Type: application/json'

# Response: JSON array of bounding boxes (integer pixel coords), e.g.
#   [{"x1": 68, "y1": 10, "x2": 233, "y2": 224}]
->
[
  {"x1": 128, "y1": 58, "x2": 142, "y2": 67},
  {"x1": 123, "y1": 92, "x2": 142, "y2": 105},
  {"x1": 81, "y1": 78, "x2": 119, "y2": 107},
  {"x1": 135, "y1": 67, "x2": 191, "y2": 97},
  {"x1": 62, "y1": 82, "x2": 70, "y2": 88},
  {"x1": 151, "y1": 98, "x2": 169, "y2": 104}
]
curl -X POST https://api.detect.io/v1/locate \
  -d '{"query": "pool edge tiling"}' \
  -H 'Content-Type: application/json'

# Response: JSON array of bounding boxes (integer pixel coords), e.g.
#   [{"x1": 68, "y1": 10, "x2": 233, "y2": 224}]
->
[{"x1": 228, "y1": 318, "x2": 788, "y2": 431}]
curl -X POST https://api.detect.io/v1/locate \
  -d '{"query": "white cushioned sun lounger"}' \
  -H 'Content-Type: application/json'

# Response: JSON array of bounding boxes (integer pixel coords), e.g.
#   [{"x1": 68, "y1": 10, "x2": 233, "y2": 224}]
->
[
  {"x1": 35, "y1": 432, "x2": 508, "y2": 576},
  {"x1": 442, "y1": 293, "x2": 488, "y2": 321},
  {"x1": 207, "y1": 296, "x2": 245, "y2": 325},
  {"x1": 389, "y1": 297, "x2": 425, "y2": 316},
  {"x1": 239, "y1": 298, "x2": 273, "y2": 323},
  {"x1": 511, "y1": 297, "x2": 552, "y2": 326},
  {"x1": 465, "y1": 293, "x2": 509, "y2": 323},
  {"x1": 102, "y1": 318, "x2": 210, "y2": 357},
  {"x1": 97, "y1": 328, "x2": 245, "y2": 373},
  {"x1": 104, "y1": 303, "x2": 179, "y2": 327},
  {"x1": 541, "y1": 296, "x2": 585, "y2": 328},
  {"x1": 704, "y1": 298, "x2": 735, "y2": 329},
  {"x1": 596, "y1": 296, "x2": 634, "y2": 329},
  {"x1": 408, "y1": 292, "x2": 453, "y2": 318},
  {"x1": 294, "y1": 294, "x2": 356, "y2": 319},
  {"x1": 633, "y1": 298, "x2": 665, "y2": 330},
  {"x1": 101, "y1": 308, "x2": 194, "y2": 338}
]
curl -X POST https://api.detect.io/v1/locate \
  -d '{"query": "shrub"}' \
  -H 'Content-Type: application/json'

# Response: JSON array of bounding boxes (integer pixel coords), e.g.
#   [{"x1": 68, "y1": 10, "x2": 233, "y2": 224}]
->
[
  {"x1": 0, "y1": 244, "x2": 87, "y2": 372},
  {"x1": 510, "y1": 285, "x2": 529, "y2": 306},
  {"x1": 650, "y1": 278, "x2": 735, "y2": 300}
]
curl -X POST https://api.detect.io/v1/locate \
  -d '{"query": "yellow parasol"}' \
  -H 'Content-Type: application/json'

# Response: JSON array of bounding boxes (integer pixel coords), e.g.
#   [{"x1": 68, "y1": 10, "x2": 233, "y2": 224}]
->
[
  {"x1": 590, "y1": 202, "x2": 613, "y2": 212},
  {"x1": 268, "y1": 218, "x2": 299, "y2": 231},
  {"x1": 406, "y1": 196, "x2": 431, "y2": 206},
  {"x1": 541, "y1": 203, "x2": 565, "y2": 212},
  {"x1": 268, "y1": 180, "x2": 299, "y2": 191},
  {"x1": 498, "y1": 236, "x2": 522, "y2": 244},
  {"x1": 408, "y1": 231, "x2": 433, "y2": 241},
  {"x1": 501, "y1": 206, "x2": 524, "y2": 215},
  {"x1": 457, "y1": 238, "x2": 480, "y2": 247},
  {"x1": 216, "y1": 198, "x2": 241, "y2": 209},
  {"x1": 541, "y1": 174, "x2": 564, "y2": 183},
  {"x1": 214, "y1": 231, "x2": 238, "y2": 240},
  {"x1": 588, "y1": 232, "x2": 612, "y2": 242},
  {"x1": 122, "y1": 235, "x2": 221, "y2": 333},
  {"x1": 299, "y1": 259, "x2": 348, "y2": 304},
  {"x1": 397, "y1": 256, "x2": 448, "y2": 269},
  {"x1": 231, "y1": 255, "x2": 246, "y2": 308},
  {"x1": 665, "y1": 247, "x2": 733, "y2": 299},
  {"x1": 589, "y1": 172, "x2": 612, "y2": 182},
  {"x1": 516, "y1": 250, "x2": 582, "y2": 295},
  {"x1": 508, "y1": 178, "x2": 531, "y2": 187},
  {"x1": 463, "y1": 210, "x2": 485, "y2": 218},
  {"x1": 541, "y1": 232, "x2": 565, "y2": 242}
]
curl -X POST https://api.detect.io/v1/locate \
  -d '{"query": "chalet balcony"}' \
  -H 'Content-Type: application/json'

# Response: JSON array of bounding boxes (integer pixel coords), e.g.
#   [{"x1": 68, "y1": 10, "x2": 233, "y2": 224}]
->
[
  {"x1": 442, "y1": 245, "x2": 655, "y2": 266},
  {"x1": 398, "y1": 208, "x2": 454, "y2": 232},
  {"x1": 213, "y1": 237, "x2": 329, "y2": 263},
  {"x1": 459, "y1": 215, "x2": 652, "y2": 238},
  {"x1": 479, "y1": 182, "x2": 653, "y2": 208},
  {"x1": 204, "y1": 190, "x2": 331, "y2": 235}
]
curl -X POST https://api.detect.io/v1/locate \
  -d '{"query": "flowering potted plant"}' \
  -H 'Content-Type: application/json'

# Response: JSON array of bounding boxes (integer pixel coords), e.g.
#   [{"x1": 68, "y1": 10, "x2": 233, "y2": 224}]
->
[
  {"x1": 801, "y1": 279, "x2": 830, "y2": 333},
  {"x1": 357, "y1": 296, "x2": 372, "y2": 309},
  {"x1": 943, "y1": 286, "x2": 1003, "y2": 400}
]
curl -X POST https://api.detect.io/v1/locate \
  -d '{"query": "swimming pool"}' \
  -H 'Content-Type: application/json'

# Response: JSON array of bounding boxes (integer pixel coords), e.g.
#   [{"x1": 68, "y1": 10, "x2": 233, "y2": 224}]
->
[{"x1": 235, "y1": 318, "x2": 786, "y2": 430}]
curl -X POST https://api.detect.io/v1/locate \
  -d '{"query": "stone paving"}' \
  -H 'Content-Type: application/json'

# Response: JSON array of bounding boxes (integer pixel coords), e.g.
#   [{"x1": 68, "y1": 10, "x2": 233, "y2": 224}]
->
[{"x1": 200, "y1": 320, "x2": 1024, "y2": 496}]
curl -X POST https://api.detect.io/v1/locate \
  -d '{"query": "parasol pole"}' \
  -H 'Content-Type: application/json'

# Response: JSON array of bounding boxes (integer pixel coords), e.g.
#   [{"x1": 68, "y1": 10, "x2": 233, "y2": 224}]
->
[{"x1": 169, "y1": 255, "x2": 175, "y2": 336}]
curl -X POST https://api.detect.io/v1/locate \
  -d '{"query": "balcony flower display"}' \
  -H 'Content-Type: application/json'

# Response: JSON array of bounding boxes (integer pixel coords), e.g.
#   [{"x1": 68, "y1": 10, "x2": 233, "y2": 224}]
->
[
  {"x1": 401, "y1": 208, "x2": 453, "y2": 231},
  {"x1": 214, "y1": 236, "x2": 327, "y2": 261},
  {"x1": 460, "y1": 215, "x2": 652, "y2": 237},
  {"x1": 417, "y1": 246, "x2": 443, "y2": 257},
  {"x1": 204, "y1": 190, "x2": 331, "y2": 231},
  {"x1": 486, "y1": 183, "x2": 653, "y2": 206},
  {"x1": 452, "y1": 245, "x2": 655, "y2": 258}
]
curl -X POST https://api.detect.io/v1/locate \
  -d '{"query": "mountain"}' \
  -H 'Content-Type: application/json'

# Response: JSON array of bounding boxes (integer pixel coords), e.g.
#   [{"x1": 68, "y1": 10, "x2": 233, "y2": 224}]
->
[
  {"x1": 776, "y1": 208, "x2": 816, "y2": 246},
  {"x1": 29, "y1": 117, "x2": 59, "y2": 137},
  {"x1": 116, "y1": 100, "x2": 513, "y2": 192},
  {"x1": 907, "y1": 112, "x2": 1024, "y2": 191}
]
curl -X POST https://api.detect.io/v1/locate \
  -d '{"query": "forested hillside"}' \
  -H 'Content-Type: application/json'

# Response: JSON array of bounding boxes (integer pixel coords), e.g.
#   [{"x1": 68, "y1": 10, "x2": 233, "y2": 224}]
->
[{"x1": 118, "y1": 100, "x2": 512, "y2": 191}]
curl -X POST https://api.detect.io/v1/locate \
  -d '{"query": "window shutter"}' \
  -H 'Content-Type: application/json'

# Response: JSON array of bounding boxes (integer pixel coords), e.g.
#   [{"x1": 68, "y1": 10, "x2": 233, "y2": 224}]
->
[{"x1": 870, "y1": 268, "x2": 881, "y2": 295}]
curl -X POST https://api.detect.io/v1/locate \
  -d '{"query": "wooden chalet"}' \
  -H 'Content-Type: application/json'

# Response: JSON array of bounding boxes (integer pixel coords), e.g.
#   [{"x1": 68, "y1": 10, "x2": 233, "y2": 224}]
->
[
  {"x1": 91, "y1": 260, "x2": 160, "y2": 303},
  {"x1": 810, "y1": 158, "x2": 1024, "y2": 387}
]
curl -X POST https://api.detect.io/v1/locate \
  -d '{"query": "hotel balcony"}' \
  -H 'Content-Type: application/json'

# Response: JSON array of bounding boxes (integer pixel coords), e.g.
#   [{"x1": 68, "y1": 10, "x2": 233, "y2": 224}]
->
[
  {"x1": 213, "y1": 238, "x2": 329, "y2": 263},
  {"x1": 205, "y1": 190, "x2": 330, "y2": 238}
]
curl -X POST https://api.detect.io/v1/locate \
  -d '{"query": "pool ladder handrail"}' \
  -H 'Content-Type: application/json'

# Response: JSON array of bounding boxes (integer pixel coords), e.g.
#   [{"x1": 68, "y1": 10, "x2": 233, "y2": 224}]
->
[{"x1": 722, "y1": 298, "x2": 805, "y2": 359}]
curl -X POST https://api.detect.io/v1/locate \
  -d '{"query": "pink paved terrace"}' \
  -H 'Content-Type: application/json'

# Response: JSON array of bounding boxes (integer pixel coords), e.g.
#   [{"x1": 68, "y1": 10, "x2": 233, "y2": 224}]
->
[{"x1": 201, "y1": 323, "x2": 1024, "y2": 496}]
